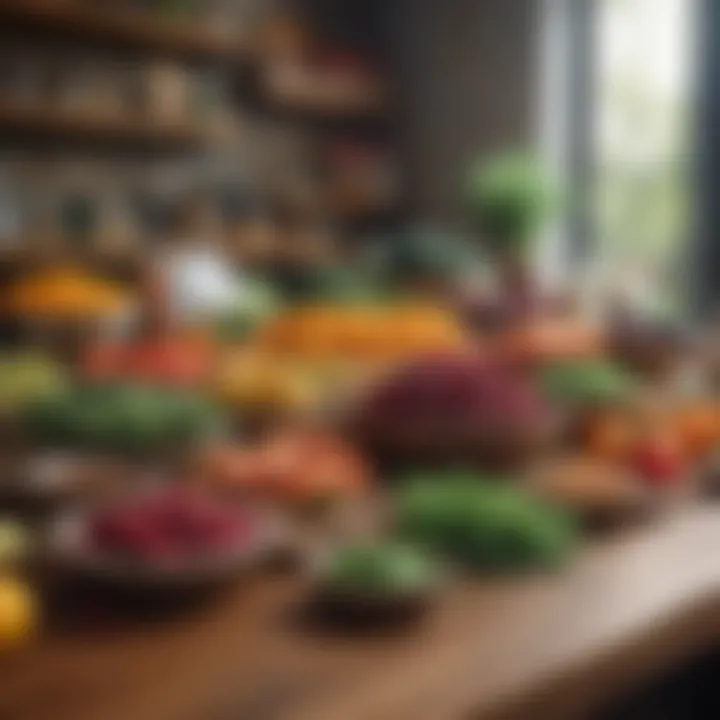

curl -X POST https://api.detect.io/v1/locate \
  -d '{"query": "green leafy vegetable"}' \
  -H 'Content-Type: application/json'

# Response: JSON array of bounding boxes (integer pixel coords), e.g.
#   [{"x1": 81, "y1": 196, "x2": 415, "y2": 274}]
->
[{"x1": 394, "y1": 477, "x2": 576, "y2": 571}]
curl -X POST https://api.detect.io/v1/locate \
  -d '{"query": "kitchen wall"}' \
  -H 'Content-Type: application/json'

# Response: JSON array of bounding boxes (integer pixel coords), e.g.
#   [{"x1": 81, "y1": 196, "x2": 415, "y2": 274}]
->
[{"x1": 385, "y1": 0, "x2": 540, "y2": 225}]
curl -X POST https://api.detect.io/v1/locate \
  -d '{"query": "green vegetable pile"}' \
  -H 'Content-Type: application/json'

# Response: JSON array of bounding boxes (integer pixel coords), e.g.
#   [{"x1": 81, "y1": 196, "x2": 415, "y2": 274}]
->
[
  {"x1": 538, "y1": 359, "x2": 636, "y2": 408},
  {"x1": 24, "y1": 383, "x2": 226, "y2": 455},
  {"x1": 394, "y1": 476, "x2": 576, "y2": 572},
  {"x1": 324, "y1": 543, "x2": 440, "y2": 598}
]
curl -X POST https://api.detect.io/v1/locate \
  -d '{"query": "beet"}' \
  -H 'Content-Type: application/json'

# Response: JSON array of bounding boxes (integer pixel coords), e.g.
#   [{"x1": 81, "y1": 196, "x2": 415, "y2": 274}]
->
[{"x1": 352, "y1": 352, "x2": 549, "y2": 470}]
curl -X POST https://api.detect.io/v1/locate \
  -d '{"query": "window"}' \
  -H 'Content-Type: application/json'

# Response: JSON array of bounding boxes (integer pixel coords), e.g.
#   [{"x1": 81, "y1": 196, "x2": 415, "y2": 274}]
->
[{"x1": 542, "y1": 0, "x2": 695, "y2": 316}]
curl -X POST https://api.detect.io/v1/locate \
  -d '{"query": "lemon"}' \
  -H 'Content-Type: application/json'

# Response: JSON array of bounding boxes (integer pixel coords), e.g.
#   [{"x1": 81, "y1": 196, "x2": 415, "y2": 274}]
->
[{"x1": 0, "y1": 577, "x2": 36, "y2": 647}]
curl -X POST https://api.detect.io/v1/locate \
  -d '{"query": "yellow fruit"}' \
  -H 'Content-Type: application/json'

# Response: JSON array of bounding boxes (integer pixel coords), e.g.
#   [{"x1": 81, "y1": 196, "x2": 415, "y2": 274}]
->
[{"x1": 0, "y1": 577, "x2": 36, "y2": 647}]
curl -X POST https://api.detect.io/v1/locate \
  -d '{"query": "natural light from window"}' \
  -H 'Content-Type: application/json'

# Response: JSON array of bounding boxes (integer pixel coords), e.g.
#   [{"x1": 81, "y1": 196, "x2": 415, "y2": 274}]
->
[{"x1": 595, "y1": 0, "x2": 692, "y2": 315}]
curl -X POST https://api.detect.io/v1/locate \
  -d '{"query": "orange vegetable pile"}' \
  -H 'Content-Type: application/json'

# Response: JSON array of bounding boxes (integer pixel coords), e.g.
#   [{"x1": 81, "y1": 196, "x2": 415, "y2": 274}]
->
[
  {"x1": 256, "y1": 305, "x2": 467, "y2": 361},
  {"x1": 3, "y1": 267, "x2": 132, "y2": 321}
]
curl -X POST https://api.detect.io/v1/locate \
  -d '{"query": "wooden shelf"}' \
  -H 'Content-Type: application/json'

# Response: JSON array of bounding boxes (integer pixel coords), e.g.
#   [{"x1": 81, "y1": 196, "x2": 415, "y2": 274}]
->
[
  {"x1": 0, "y1": 0, "x2": 247, "y2": 63},
  {"x1": 0, "y1": 103, "x2": 211, "y2": 148}
]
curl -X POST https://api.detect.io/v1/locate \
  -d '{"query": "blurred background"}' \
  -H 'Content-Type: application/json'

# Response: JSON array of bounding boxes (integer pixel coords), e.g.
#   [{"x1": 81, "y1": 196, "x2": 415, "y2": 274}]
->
[{"x1": 0, "y1": 0, "x2": 700, "y2": 312}]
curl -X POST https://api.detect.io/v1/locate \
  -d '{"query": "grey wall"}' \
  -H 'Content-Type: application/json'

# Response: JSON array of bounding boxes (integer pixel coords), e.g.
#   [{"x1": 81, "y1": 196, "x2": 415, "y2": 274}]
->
[{"x1": 386, "y1": 0, "x2": 540, "y2": 225}]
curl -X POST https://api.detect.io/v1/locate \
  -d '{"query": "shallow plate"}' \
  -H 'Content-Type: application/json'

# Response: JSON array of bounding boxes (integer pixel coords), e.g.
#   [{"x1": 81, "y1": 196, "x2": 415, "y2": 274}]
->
[{"x1": 48, "y1": 505, "x2": 281, "y2": 592}]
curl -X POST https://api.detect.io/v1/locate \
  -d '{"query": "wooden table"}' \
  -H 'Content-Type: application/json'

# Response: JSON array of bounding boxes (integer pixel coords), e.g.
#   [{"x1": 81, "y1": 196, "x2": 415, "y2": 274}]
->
[{"x1": 4, "y1": 504, "x2": 720, "y2": 720}]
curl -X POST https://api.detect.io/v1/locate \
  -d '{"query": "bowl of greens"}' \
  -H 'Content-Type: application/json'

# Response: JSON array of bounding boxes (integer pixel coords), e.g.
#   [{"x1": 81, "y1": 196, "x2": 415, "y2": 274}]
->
[{"x1": 314, "y1": 542, "x2": 443, "y2": 620}]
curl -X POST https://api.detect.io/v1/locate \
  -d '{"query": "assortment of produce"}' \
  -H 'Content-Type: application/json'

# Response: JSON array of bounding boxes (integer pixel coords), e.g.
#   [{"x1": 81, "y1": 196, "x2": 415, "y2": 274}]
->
[{"x1": 0, "y1": 152, "x2": 718, "y2": 645}]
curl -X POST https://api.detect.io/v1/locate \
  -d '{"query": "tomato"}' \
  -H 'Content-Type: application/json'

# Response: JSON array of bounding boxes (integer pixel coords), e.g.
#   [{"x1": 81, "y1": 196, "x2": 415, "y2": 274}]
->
[{"x1": 632, "y1": 433, "x2": 686, "y2": 487}]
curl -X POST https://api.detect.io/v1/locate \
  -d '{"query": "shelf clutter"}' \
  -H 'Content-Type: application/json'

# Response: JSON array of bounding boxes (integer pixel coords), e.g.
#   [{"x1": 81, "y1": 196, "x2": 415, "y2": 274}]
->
[
  {"x1": 0, "y1": 0, "x2": 248, "y2": 63},
  {"x1": 0, "y1": 102, "x2": 213, "y2": 147},
  {"x1": 0, "y1": 1, "x2": 399, "y2": 265}
]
